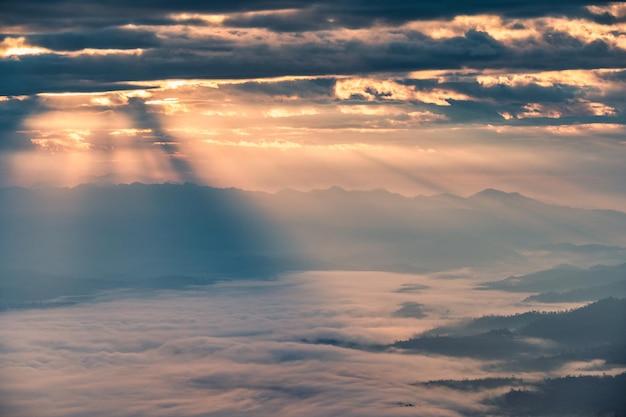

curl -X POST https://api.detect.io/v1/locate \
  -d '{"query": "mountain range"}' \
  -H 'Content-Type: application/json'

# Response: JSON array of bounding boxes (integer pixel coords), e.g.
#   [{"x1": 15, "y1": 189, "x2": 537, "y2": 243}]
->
[{"x1": 1, "y1": 183, "x2": 625, "y2": 307}]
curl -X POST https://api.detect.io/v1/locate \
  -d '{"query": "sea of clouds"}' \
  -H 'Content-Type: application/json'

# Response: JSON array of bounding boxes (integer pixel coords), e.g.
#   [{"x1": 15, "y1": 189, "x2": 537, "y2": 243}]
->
[{"x1": 0, "y1": 269, "x2": 595, "y2": 417}]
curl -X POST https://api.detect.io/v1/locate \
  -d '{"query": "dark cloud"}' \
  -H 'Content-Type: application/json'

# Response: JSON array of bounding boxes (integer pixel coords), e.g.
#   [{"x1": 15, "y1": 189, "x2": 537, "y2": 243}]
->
[
  {"x1": 582, "y1": 7, "x2": 626, "y2": 24},
  {"x1": 0, "y1": 1, "x2": 272, "y2": 31},
  {"x1": 0, "y1": 55, "x2": 159, "y2": 95},
  {"x1": 229, "y1": 78, "x2": 336, "y2": 99},
  {"x1": 437, "y1": 99, "x2": 505, "y2": 123},
  {"x1": 27, "y1": 29, "x2": 162, "y2": 52},
  {"x1": 450, "y1": 82, "x2": 579, "y2": 103},
  {"x1": 2, "y1": 0, "x2": 625, "y2": 102},
  {"x1": 0, "y1": 1, "x2": 619, "y2": 32},
  {"x1": 223, "y1": 8, "x2": 337, "y2": 32},
  {"x1": 351, "y1": 77, "x2": 602, "y2": 126},
  {"x1": 252, "y1": 2, "x2": 535, "y2": 33},
  {"x1": 4, "y1": 29, "x2": 626, "y2": 97},
  {"x1": 600, "y1": 69, "x2": 626, "y2": 82}
]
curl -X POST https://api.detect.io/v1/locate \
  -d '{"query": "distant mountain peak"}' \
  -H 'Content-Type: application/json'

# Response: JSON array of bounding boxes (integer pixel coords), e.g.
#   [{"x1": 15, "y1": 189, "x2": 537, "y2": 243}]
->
[
  {"x1": 313, "y1": 185, "x2": 348, "y2": 194},
  {"x1": 471, "y1": 188, "x2": 523, "y2": 199},
  {"x1": 468, "y1": 188, "x2": 543, "y2": 206}
]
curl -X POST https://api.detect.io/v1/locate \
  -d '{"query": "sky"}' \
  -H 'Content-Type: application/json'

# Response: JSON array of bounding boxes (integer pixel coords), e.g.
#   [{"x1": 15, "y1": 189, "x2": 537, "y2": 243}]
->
[
  {"x1": 2, "y1": 1, "x2": 626, "y2": 208},
  {"x1": 3, "y1": 3, "x2": 626, "y2": 415}
]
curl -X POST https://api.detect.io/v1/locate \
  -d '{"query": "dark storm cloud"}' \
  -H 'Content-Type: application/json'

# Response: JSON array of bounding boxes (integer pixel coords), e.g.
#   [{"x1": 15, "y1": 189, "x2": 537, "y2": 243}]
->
[
  {"x1": 1, "y1": 1, "x2": 625, "y2": 138},
  {"x1": 4, "y1": 29, "x2": 626, "y2": 96},
  {"x1": 435, "y1": 99, "x2": 506, "y2": 123},
  {"x1": 397, "y1": 78, "x2": 585, "y2": 122},
  {"x1": 600, "y1": 69, "x2": 626, "y2": 81},
  {"x1": 26, "y1": 29, "x2": 162, "y2": 52},
  {"x1": 0, "y1": 0, "x2": 264, "y2": 31},
  {"x1": 229, "y1": 78, "x2": 336, "y2": 99},
  {"x1": 440, "y1": 81, "x2": 580, "y2": 103},
  {"x1": 0, "y1": 50, "x2": 159, "y2": 95},
  {"x1": 582, "y1": 7, "x2": 626, "y2": 24},
  {"x1": 0, "y1": 53, "x2": 161, "y2": 95},
  {"x1": 397, "y1": 29, "x2": 507, "y2": 61},
  {"x1": 246, "y1": 75, "x2": 607, "y2": 126},
  {"x1": 0, "y1": 1, "x2": 619, "y2": 32},
  {"x1": 222, "y1": 1, "x2": 620, "y2": 32}
]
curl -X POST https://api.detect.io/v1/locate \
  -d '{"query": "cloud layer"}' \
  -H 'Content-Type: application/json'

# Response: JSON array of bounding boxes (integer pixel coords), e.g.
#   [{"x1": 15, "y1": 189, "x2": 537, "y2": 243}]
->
[
  {"x1": 1, "y1": 270, "x2": 603, "y2": 417},
  {"x1": 2, "y1": 269, "x2": 624, "y2": 416}
]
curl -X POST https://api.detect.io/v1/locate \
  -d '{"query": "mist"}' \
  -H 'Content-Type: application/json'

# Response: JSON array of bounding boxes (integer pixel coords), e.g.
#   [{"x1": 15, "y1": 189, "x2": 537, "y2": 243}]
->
[{"x1": 1, "y1": 184, "x2": 625, "y2": 416}]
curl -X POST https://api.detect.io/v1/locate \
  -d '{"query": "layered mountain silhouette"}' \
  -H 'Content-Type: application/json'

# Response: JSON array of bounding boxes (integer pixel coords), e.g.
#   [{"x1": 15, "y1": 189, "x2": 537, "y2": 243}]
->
[
  {"x1": 252, "y1": 186, "x2": 626, "y2": 271},
  {"x1": 2, "y1": 183, "x2": 626, "y2": 308},
  {"x1": 524, "y1": 279, "x2": 626, "y2": 303},
  {"x1": 482, "y1": 262, "x2": 626, "y2": 302}
]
